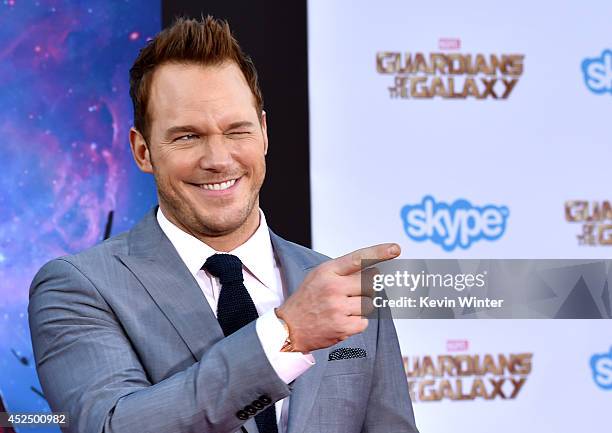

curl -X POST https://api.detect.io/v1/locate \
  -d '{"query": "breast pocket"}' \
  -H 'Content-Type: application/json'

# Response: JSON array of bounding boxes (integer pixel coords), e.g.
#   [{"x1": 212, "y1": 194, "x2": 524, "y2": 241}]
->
[{"x1": 323, "y1": 356, "x2": 369, "y2": 376}]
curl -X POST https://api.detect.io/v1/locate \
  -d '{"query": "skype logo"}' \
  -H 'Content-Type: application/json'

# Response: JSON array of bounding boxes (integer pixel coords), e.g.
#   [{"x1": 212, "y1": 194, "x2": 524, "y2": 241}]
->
[
  {"x1": 400, "y1": 196, "x2": 509, "y2": 252},
  {"x1": 590, "y1": 347, "x2": 612, "y2": 390},
  {"x1": 582, "y1": 49, "x2": 612, "y2": 94}
]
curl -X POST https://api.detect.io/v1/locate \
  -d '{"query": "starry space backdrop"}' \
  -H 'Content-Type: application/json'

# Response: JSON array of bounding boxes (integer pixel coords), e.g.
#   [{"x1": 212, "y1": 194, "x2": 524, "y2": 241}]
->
[{"x1": 0, "y1": 0, "x2": 159, "y2": 430}]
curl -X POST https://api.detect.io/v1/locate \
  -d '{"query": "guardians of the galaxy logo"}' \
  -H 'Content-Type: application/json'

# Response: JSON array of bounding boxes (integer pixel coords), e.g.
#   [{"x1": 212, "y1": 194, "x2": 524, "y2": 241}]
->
[
  {"x1": 376, "y1": 50, "x2": 524, "y2": 99},
  {"x1": 565, "y1": 200, "x2": 612, "y2": 246},
  {"x1": 403, "y1": 352, "x2": 533, "y2": 402}
]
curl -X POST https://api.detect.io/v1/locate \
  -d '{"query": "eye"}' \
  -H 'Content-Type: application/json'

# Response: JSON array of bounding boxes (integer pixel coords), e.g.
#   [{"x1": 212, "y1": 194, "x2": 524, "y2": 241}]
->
[
  {"x1": 175, "y1": 134, "x2": 199, "y2": 141},
  {"x1": 226, "y1": 131, "x2": 251, "y2": 138}
]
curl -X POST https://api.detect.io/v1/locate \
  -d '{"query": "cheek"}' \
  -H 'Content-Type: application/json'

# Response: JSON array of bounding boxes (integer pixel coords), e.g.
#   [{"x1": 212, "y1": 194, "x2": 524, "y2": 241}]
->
[
  {"x1": 250, "y1": 154, "x2": 266, "y2": 183},
  {"x1": 158, "y1": 151, "x2": 199, "y2": 179},
  {"x1": 234, "y1": 146, "x2": 266, "y2": 175}
]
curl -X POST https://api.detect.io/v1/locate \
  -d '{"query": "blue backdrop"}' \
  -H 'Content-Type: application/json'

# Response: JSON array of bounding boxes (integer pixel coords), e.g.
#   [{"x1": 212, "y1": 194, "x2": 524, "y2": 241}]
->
[{"x1": 0, "y1": 1, "x2": 159, "y2": 431}]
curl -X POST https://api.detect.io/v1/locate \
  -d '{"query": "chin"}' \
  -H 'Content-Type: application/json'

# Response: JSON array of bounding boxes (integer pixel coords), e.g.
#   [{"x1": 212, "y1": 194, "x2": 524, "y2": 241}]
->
[{"x1": 195, "y1": 209, "x2": 252, "y2": 235}]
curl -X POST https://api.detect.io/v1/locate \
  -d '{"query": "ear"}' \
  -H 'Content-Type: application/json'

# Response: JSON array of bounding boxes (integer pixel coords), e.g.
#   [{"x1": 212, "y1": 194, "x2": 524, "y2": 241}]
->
[
  {"x1": 261, "y1": 110, "x2": 269, "y2": 156},
  {"x1": 129, "y1": 127, "x2": 154, "y2": 173}
]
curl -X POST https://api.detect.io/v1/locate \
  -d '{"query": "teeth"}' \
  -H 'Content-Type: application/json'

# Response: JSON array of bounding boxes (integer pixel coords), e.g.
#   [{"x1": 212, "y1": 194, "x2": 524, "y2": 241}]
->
[{"x1": 201, "y1": 179, "x2": 237, "y2": 191}]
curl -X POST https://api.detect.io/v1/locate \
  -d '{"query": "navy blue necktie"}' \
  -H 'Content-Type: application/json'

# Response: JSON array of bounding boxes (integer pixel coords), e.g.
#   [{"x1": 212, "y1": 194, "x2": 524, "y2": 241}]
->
[{"x1": 203, "y1": 253, "x2": 278, "y2": 433}]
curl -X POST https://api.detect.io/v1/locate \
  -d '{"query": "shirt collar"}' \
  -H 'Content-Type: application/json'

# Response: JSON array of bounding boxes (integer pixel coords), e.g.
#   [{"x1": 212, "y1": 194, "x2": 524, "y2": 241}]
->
[{"x1": 156, "y1": 207, "x2": 277, "y2": 289}]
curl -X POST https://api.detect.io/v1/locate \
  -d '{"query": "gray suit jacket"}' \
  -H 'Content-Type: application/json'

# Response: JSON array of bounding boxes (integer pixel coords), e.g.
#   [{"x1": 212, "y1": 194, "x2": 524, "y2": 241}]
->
[{"x1": 29, "y1": 208, "x2": 418, "y2": 433}]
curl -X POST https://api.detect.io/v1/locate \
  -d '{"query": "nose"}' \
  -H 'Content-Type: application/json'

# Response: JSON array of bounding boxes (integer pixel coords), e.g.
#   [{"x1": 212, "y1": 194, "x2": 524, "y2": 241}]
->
[{"x1": 198, "y1": 134, "x2": 233, "y2": 172}]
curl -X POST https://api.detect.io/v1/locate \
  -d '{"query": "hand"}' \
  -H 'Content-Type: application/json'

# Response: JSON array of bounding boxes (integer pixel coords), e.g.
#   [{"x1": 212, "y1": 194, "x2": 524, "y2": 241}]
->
[{"x1": 275, "y1": 243, "x2": 400, "y2": 353}]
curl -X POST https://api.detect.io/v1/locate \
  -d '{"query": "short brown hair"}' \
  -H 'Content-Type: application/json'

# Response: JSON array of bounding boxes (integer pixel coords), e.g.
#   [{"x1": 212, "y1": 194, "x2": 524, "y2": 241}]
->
[{"x1": 129, "y1": 16, "x2": 264, "y2": 142}]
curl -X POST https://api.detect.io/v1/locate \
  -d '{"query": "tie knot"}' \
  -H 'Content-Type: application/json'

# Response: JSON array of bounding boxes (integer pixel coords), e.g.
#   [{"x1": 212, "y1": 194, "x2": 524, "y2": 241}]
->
[{"x1": 203, "y1": 254, "x2": 244, "y2": 285}]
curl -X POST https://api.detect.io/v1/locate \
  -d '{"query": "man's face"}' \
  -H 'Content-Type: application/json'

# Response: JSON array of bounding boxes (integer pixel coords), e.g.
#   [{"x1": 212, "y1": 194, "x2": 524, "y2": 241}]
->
[{"x1": 132, "y1": 61, "x2": 268, "y2": 239}]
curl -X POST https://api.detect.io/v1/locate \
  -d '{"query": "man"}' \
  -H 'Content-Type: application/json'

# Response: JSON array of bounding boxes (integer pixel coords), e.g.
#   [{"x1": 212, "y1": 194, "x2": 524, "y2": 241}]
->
[{"x1": 28, "y1": 16, "x2": 418, "y2": 433}]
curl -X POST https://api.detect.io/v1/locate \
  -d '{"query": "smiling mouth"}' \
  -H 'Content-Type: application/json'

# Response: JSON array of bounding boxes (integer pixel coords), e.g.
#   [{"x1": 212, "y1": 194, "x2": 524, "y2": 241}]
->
[{"x1": 195, "y1": 177, "x2": 239, "y2": 191}]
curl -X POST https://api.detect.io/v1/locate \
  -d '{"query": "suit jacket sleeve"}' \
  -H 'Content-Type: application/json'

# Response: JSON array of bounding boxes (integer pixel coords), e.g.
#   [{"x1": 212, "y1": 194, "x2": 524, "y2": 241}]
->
[
  {"x1": 362, "y1": 309, "x2": 419, "y2": 433},
  {"x1": 28, "y1": 258, "x2": 290, "y2": 433}
]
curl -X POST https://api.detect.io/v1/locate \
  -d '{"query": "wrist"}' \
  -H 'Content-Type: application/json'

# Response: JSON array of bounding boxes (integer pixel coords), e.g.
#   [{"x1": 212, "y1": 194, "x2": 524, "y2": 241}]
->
[{"x1": 274, "y1": 307, "x2": 296, "y2": 353}]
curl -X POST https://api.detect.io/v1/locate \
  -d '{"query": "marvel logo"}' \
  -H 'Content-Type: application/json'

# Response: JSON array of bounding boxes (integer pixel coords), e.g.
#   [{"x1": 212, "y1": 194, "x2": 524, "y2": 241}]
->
[
  {"x1": 439, "y1": 38, "x2": 461, "y2": 50},
  {"x1": 446, "y1": 339, "x2": 469, "y2": 351}
]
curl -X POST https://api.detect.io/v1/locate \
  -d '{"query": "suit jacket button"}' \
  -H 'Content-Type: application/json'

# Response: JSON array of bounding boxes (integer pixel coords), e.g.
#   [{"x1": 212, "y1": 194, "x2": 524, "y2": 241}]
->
[
  {"x1": 258, "y1": 395, "x2": 272, "y2": 405},
  {"x1": 252, "y1": 400, "x2": 265, "y2": 410},
  {"x1": 236, "y1": 410, "x2": 249, "y2": 420},
  {"x1": 244, "y1": 405, "x2": 257, "y2": 415}
]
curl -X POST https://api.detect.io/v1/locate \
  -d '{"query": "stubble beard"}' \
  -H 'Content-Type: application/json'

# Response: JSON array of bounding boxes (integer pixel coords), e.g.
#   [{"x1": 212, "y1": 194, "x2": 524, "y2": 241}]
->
[{"x1": 155, "y1": 174, "x2": 260, "y2": 240}]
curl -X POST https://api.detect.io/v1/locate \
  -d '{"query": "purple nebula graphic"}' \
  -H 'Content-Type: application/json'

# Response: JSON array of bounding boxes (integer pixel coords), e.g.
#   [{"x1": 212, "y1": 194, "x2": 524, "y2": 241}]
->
[{"x1": 0, "y1": 0, "x2": 159, "y2": 426}]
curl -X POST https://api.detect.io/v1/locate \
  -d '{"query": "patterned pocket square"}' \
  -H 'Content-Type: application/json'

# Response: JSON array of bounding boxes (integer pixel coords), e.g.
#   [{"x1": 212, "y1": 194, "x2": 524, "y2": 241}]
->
[{"x1": 328, "y1": 347, "x2": 367, "y2": 361}]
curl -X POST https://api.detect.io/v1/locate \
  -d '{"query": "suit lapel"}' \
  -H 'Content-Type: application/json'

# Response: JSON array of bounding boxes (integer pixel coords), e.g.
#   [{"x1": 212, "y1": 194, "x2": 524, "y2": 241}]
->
[
  {"x1": 269, "y1": 232, "x2": 329, "y2": 433},
  {"x1": 116, "y1": 208, "x2": 223, "y2": 361}
]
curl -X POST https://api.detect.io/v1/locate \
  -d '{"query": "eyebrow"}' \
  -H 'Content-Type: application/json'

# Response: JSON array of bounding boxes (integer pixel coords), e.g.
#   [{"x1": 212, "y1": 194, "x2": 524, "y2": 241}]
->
[{"x1": 225, "y1": 121, "x2": 256, "y2": 130}]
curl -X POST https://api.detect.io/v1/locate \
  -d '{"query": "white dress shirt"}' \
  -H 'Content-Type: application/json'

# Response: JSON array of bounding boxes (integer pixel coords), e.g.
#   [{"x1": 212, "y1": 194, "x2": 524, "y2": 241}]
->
[{"x1": 157, "y1": 208, "x2": 314, "y2": 432}]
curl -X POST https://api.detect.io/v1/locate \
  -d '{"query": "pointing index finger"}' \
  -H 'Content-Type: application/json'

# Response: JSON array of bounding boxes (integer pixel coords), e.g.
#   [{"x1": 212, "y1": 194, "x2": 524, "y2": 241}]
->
[{"x1": 332, "y1": 243, "x2": 401, "y2": 276}]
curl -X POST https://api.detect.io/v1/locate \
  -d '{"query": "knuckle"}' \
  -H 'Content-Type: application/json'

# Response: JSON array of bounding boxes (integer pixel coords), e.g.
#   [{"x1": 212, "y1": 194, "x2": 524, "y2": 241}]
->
[
  {"x1": 321, "y1": 296, "x2": 337, "y2": 312},
  {"x1": 330, "y1": 309, "x2": 345, "y2": 323},
  {"x1": 358, "y1": 319, "x2": 369, "y2": 332},
  {"x1": 351, "y1": 252, "x2": 362, "y2": 269},
  {"x1": 326, "y1": 279, "x2": 343, "y2": 295}
]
